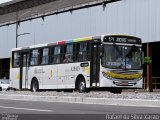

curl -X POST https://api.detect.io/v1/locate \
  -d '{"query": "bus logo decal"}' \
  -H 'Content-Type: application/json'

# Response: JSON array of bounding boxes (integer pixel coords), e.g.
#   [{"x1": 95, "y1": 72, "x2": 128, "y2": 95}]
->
[
  {"x1": 71, "y1": 66, "x2": 80, "y2": 71},
  {"x1": 34, "y1": 68, "x2": 45, "y2": 74}
]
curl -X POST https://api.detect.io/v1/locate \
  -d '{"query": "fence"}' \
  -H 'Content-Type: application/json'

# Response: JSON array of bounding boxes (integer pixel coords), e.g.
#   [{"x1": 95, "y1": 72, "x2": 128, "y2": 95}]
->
[{"x1": 143, "y1": 77, "x2": 160, "y2": 89}]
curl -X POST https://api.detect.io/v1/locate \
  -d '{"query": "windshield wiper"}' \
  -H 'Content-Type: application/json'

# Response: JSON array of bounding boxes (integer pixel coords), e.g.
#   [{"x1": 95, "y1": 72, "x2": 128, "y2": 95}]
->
[
  {"x1": 113, "y1": 43, "x2": 122, "y2": 56},
  {"x1": 125, "y1": 45, "x2": 138, "y2": 58}
]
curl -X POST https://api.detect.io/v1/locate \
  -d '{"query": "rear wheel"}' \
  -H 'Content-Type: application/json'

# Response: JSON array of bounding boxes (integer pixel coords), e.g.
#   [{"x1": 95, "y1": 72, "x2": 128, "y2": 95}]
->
[
  {"x1": 31, "y1": 79, "x2": 39, "y2": 92},
  {"x1": 78, "y1": 78, "x2": 86, "y2": 93},
  {"x1": 0, "y1": 87, "x2": 2, "y2": 91}
]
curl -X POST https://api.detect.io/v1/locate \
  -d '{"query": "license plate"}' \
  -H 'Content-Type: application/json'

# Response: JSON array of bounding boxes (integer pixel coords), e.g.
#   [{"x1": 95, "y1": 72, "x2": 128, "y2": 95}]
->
[{"x1": 121, "y1": 82, "x2": 128, "y2": 85}]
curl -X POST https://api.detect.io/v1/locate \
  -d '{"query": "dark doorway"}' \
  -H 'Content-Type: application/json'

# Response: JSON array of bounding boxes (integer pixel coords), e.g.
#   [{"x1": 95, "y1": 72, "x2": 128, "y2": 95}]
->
[
  {"x1": 20, "y1": 52, "x2": 30, "y2": 89},
  {"x1": 151, "y1": 42, "x2": 160, "y2": 89},
  {"x1": 143, "y1": 42, "x2": 160, "y2": 89},
  {"x1": 0, "y1": 58, "x2": 10, "y2": 79}
]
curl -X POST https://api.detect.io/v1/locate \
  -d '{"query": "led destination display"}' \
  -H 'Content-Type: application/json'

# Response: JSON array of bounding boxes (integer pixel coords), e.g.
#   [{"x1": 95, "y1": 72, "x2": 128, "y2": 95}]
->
[{"x1": 103, "y1": 35, "x2": 141, "y2": 44}]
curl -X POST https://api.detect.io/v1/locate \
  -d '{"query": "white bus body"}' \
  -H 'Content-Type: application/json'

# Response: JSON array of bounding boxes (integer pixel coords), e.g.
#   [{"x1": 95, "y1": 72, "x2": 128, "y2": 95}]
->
[{"x1": 10, "y1": 35, "x2": 143, "y2": 93}]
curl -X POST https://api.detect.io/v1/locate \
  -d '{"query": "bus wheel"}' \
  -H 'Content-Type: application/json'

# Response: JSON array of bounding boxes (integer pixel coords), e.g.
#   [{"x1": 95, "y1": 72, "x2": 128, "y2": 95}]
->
[
  {"x1": 31, "y1": 79, "x2": 39, "y2": 92},
  {"x1": 78, "y1": 78, "x2": 86, "y2": 93},
  {"x1": 110, "y1": 88, "x2": 122, "y2": 94}
]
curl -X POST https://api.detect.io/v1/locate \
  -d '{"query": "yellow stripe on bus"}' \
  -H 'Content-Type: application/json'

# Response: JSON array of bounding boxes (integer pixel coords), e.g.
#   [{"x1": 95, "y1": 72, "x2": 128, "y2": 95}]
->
[
  {"x1": 50, "y1": 69, "x2": 53, "y2": 77},
  {"x1": 16, "y1": 73, "x2": 20, "y2": 80},
  {"x1": 106, "y1": 71, "x2": 142, "y2": 80},
  {"x1": 10, "y1": 53, "x2": 12, "y2": 68},
  {"x1": 85, "y1": 67, "x2": 90, "y2": 75},
  {"x1": 74, "y1": 37, "x2": 92, "y2": 42}
]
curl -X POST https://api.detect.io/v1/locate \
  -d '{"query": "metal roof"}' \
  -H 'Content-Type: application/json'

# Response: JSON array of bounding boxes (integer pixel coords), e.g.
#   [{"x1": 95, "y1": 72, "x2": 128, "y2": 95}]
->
[
  {"x1": 0, "y1": 0, "x2": 121, "y2": 26},
  {"x1": 0, "y1": 0, "x2": 25, "y2": 7}
]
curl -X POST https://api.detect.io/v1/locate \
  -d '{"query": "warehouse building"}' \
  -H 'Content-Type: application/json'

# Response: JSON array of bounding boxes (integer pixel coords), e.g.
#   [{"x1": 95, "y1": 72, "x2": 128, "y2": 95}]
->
[{"x1": 0, "y1": 0, "x2": 160, "y2": 91}]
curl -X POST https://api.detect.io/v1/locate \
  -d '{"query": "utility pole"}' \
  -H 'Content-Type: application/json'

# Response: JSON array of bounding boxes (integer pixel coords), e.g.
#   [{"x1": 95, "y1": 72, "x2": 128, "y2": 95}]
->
[
  {"x1": 146, "y1": 43, "x2": 153, "y2": 92},
  {"x1": 16, "y1": 8, "x2": 18, "y2": 48}
]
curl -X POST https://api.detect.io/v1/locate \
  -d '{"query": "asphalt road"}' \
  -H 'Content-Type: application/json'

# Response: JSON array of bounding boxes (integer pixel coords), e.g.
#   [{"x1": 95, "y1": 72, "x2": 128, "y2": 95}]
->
[{"x1": 0, "y1": 99, "x2": 160, "y2": 120}]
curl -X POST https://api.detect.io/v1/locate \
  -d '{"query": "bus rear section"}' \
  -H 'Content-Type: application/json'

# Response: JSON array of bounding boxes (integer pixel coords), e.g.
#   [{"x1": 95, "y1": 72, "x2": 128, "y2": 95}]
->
[{"x1": 9, "y1": 37, "x2": 95, "y2": 92}]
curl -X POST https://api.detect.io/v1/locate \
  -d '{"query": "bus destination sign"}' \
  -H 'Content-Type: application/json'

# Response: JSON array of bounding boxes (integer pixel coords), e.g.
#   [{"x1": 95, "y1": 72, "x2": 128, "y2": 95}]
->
[{"x1": 103, "y1": 35, "x2": 141, "y2": 44}]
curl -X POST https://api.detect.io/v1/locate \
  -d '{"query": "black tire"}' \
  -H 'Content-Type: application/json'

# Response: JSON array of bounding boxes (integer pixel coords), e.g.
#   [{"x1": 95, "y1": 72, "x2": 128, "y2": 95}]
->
[
  {"x1": 0, "y1": 87, "x2": 2, "y2": 91},
  {"x1": 31, "y1": 79, "x2": 39, "y2": 92},
  {"x1": 110, "y1": 88, "x2": 122, "y2": 94},
  {"x1": 56, "y1": 89, "x2": 63, "y2": 92},
  {"x1": 6, "y1": 88, "x2": 10, "y2": 91},
  {"x1": 78, "y1": 78, "x2": 86, "y2": 93}
]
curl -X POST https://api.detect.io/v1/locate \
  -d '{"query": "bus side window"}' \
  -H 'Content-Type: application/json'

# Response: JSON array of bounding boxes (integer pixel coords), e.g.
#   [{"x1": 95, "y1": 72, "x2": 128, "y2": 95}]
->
[
  {"x1": 63, "y1": 44, "x2": 73, "y2": 63},
  {"x1": 77, "y1": 42, "x2": 89, "y2": 62},
  {"x1": 41, "y1": 48, "x2": 49, "y2": 65},
  {"x1": 75, "y1": 44, "x2": 79, "y2": 62},
  {"x1": 13, "y1": 52, "x2": 20, "y2": 67},
  {"x1": 62, "y1": 46, "x2": 66, "y2": 63},
  {"x1": 53, "y1": 46, "x2": 61, "y2": 64},
  {"x1": 30, "y1": 49, "x2": 39, "y2": 66}
]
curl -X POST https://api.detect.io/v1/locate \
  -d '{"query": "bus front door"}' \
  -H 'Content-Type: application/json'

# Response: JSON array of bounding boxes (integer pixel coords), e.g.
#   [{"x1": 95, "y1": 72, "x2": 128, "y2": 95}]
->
[
  {"x1": 20, "y1": 53, "x2": 29, "y2": 89},
  {"x1": 90, "y1": 41, "x2": 100, "y2": 87}
]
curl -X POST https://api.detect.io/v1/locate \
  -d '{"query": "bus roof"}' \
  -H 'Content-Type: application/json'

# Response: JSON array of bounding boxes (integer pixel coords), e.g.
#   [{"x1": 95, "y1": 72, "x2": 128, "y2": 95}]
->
[
  {"x1": 11, "y1": 36, "x2": 93, "y2": 51},
  {"x1": 11, "y1": 34, "x2": 141, "y2": 51}
]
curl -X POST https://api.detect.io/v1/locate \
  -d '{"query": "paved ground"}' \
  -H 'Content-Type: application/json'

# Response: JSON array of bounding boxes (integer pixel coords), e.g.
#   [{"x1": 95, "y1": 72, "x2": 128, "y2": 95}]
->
[
  {"x1": 0, "y1": 99, "x2": 160, "y2": 120},
  {"x1": 1, "y1": 90, "x2": 160, "y2": 100},
  {"x1": 0, "y1": 99, "x2": 160, "y2": 114},
  {"x1": 0, "y1": 93, "x2": 160, "y2": 107}
]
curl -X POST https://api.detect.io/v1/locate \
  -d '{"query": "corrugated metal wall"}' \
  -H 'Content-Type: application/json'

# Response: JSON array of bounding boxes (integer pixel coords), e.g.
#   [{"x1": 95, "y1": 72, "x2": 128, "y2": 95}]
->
[
  {"x1": 0, "y1": 0, "x2": 160, "y2": 58},
  {"x1": 0, "y1": 24, "x2": 16, "y2": 58}
]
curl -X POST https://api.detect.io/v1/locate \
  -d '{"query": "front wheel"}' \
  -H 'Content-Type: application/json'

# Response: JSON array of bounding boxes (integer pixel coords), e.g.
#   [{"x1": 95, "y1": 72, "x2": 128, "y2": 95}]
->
[
  {"x1": 31, "y1": 80, "x2": 39, "y2": 92},
  {"x1": 110, "y1": 88, "x2": 122, "y2": 94}
]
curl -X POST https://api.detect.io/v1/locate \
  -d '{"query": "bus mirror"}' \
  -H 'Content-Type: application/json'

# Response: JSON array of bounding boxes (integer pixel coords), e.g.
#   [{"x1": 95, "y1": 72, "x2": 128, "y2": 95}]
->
[{"x1": 100, "y1": 45, "x2": 104, "y2": 56}]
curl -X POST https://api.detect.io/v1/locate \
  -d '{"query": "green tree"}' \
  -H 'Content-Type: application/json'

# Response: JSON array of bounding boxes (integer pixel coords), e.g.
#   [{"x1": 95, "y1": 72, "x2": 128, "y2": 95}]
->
[{"x1": 144, "y1": 57, "x2": 152, "y2": 65}]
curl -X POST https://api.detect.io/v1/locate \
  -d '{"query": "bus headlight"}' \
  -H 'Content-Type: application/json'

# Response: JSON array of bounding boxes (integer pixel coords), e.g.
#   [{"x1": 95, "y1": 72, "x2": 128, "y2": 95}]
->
[
  {"x1": 137, "y1": 76, "x2": 143, "y2": 81},
  {"x1": 102, "y1": 72, "x2": 113, "y2": 80}
]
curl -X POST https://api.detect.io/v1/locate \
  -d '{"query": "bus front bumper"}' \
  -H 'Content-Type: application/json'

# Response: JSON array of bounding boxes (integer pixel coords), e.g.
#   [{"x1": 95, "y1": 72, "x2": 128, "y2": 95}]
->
[{"x1": 100, "y1": 77, "x2": 143, "y2": 88}]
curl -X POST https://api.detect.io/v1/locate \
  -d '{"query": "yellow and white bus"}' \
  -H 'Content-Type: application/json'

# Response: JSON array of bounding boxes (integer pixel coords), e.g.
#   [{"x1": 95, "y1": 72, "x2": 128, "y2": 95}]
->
[{"x1": 10, "y1": 34, "x2": 143, "y2": 93}]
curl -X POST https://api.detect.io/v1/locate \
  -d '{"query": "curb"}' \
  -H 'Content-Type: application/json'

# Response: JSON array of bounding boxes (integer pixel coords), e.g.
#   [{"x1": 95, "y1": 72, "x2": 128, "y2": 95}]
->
[{"x1": 0, "y1": 94, "x2": 160, "y2": 107}]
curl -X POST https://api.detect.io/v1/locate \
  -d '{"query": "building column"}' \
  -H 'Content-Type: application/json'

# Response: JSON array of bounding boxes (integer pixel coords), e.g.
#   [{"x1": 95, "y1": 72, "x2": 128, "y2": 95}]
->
[{"x1": 146, "y1": 43, "x2": 153, "y2": 92}]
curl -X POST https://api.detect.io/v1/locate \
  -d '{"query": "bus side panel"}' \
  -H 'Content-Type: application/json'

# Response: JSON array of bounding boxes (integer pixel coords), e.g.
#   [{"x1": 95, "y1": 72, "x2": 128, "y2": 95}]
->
[
  {"x1": 10, "y1": 68, "x2": 20, "y2": 89},
  {"x1": 58, "y1": 63, "x2": 75, "y2": 89},
  {"x1": 28, "y1": 66, "x2": 43, "y2": 89},
  {"x1": 57, "y1": 62, "x2": 90, "y2": 89},
  {"x1": 74, "y1": 62, "x2": 90, "y2": 88},
  {"x1": 42, "y1": 65, "x2": 58, "y2": 89}
]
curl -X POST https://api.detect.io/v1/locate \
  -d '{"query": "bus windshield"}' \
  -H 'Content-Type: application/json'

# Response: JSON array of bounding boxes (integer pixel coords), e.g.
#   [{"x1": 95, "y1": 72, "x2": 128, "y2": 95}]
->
[{"x1": 101, "y1": 44, "x2": 142, "y2": 70}]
